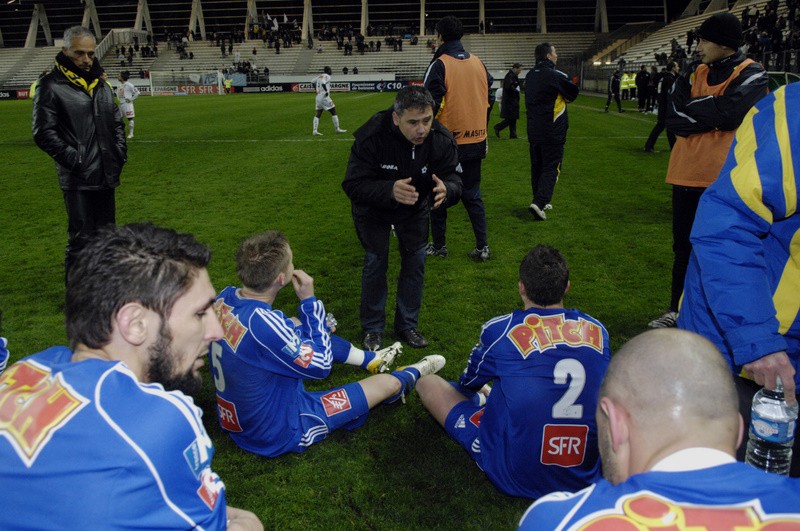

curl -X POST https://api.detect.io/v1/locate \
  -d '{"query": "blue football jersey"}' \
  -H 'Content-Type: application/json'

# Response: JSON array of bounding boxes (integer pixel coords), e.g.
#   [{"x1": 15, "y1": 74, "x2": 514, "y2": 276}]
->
[
  {"x1": 459, "y1": 307, "x2": 611, "y2": 499},
  {"x1": 210, "y1": 286, "x2": 347, "y2": 457},
  {"x1": 520, "y1": 462, "x2": 800, "y2": 529},
  {"x1": 0, "y1": 347, "x2": 228, "y2": 530}
]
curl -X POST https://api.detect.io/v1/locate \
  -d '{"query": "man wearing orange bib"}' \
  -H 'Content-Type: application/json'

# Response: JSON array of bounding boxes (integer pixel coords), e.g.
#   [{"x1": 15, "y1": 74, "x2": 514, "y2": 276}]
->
[
  {"x1": 423, "y1": 16, "x2": 493, "y2": 263},
  {"x1": 647, "y1": 12, "x2": 767, "y2": 330}
]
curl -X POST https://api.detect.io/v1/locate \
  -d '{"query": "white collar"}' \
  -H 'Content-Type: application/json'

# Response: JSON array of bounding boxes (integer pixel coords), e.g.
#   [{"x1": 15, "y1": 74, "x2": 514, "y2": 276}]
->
[{"x1": 650, "y1": 447, "x2": 735, "y2": 472}]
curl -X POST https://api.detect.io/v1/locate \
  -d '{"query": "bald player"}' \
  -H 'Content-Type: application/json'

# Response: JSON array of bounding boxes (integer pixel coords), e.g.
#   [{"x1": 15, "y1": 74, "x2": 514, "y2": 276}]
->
[{"x1": 519, "y1": 329, "x2": 800, "y2": 529}]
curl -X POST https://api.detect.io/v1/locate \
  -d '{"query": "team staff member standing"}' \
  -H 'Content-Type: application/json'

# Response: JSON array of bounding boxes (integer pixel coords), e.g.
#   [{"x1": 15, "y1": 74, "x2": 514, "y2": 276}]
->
[
  {"x1": 647, "y1": 12, "x2": 767, "y2": 329},
  {"x1": 643, "y1": 61, "x2": 679, "y2": 152},
  {"x1": 342, "y1": 86, "x2": 461, "y2": 351},
  {"x1": 33, "y1": 25, "x2": 126, "y2": 280},
  {"x1": 603, "y1": 70, "x2": 623, "y2": 113},
  {"x1": 424, "y1": 15, "x2": 493, "y2": 262},
  {"x1": 525, "y1": 42, "x2": 579, "y2": 221},
  {"x1": 678, "y1": 83, "x2": 800, "y2": 475},
  {"x1": 494, "y1": 62, "x2": 523, "y2": 138}
]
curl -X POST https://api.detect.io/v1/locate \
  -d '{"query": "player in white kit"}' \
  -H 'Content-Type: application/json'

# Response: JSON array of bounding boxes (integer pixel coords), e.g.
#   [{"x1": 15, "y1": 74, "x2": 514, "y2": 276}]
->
[
  {"x1": 117, "y1": 71, "x2": 139, "y2": 138},
  {"x1": 312, "y1": 66, "x2": 346, "y2": 135}
]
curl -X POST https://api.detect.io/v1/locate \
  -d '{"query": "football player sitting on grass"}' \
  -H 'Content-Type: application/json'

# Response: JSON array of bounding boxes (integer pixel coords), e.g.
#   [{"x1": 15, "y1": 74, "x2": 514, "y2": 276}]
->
[{"x1": 208, "y1": 230, "x2": 446, "y2": 457}]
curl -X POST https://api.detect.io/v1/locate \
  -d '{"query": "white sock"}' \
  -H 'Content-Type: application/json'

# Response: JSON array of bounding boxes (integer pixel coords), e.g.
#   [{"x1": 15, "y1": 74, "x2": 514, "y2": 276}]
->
[
  {"x1": 128, "y1": 120, "x2": 134, "y2": 136},
  {"x1": 344, "y1": 345, "x2": 365, "y2": 366},
  {"x1": 313, "y1": 116, "x2": 319, "y2": 132},
  {"x1": 332, "y1": 115, "x2": 340, "y2": 129}
]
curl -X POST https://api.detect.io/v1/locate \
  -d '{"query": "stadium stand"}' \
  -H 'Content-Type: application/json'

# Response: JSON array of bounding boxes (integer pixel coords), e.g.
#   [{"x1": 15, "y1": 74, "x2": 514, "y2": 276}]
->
[{"x1": 7, "y1": 0, "x2": 797, "y2": 91}]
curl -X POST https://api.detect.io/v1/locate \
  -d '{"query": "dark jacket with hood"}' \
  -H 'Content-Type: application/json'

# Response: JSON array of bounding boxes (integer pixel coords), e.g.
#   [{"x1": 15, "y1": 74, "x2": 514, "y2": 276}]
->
[
  {"x1": 33, "y1": 53, "x2": 127, "y2": 191},
  {"x1": 342, "y1": 107, "x2": 462, "y2": 225}
]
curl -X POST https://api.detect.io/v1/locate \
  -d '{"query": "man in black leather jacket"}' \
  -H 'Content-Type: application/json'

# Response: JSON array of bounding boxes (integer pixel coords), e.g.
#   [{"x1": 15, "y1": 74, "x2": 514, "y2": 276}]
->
[
  {"x1": 342, "y1": 86, "x2": 461, "y2": 351},
  {"x1": 33, "y1": 25, "x2": 127, "y2": 280}
]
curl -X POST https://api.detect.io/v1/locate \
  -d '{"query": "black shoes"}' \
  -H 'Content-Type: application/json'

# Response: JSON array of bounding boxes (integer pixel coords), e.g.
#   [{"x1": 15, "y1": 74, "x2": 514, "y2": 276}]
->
[
  {"x1": 493, "y1": 125, "x2": 501, "y2": 138},
  {"x1": 396, "y1": 328, "x2": 429, "y2": 349},
  {"x1": 363, "y1": 331, "x2": 382, "y2": 351}
]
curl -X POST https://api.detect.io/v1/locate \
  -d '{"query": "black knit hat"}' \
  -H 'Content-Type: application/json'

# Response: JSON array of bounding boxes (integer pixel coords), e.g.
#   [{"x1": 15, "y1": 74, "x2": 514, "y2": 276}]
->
[{"x1": 697, "y1": 12, "x2": 742, "y2": 49}]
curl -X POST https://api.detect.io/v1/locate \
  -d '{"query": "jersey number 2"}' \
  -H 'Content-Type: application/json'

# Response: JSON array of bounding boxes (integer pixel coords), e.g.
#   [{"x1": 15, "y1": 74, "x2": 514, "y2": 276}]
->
[{"x1": 551, "y1": 358, "x2": 585, "y2": 419}]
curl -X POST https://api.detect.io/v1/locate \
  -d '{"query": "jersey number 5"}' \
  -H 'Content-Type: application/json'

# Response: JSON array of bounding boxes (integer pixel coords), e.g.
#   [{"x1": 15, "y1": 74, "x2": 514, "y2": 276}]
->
[
  {"x1": 552, "y1": 358, "x2": 585, "y2": 419},
  {"x1": 210, "y1": 342, "x2": 226, "y2": 392}
]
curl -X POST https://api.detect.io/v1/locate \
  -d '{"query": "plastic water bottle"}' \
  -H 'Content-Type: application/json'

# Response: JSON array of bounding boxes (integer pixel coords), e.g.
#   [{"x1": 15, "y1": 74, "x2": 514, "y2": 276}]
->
[{"x1": 745, "y1": 378, "x2": 798, "y2": 475}]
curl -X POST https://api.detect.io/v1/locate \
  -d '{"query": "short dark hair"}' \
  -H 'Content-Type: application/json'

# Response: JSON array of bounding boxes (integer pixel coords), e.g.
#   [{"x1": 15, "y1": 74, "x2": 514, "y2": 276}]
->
[
  {"x1": 519, "y1": 245, "x2": 569, "y2": 306},
  {"x1": 323, "y1": 65, "x2": 332, "y2": 75},
  {"x1": 63, "y1": 26, "x2": 96, "y2": 48},
  {"x1": 66, "y1": 223, "x2": 212, "y2": 350},
  {"x1": 436, "y1": 16, "x2": 463, "y2": 42},
  {"x1": 393, "y1": 85, "x2": 434, "y2": 115},
  {"x1": 535, "y1": 42, "x2": 553, "y2": 62},
  {"x1": 235, "y1": 231, "x2": 291, "y2": 292}
]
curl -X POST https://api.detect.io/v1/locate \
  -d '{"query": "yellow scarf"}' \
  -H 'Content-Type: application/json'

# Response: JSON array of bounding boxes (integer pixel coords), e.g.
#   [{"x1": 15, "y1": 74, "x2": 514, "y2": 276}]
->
[{"x1": 56, "y1": 62, "x2": 99, "y2": 95}]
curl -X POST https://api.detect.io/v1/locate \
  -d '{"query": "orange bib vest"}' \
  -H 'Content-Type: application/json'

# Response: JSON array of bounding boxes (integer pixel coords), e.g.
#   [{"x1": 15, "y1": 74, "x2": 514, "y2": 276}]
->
[
  {"x1": 436, "y1": 54, "x2": 488, "y2": 145},
  {"x1": 666, "y1": 59, "x2": 754, "y2": 188}
]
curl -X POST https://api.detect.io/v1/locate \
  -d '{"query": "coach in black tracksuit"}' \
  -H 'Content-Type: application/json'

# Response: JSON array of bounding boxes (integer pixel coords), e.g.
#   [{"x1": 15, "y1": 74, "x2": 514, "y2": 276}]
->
[
  {"x1": 342, "y1": 86, "x2": 461, "y2": 351},
  {"x1": 525, "y1": 42, "x2": 579, "y2": 221}
]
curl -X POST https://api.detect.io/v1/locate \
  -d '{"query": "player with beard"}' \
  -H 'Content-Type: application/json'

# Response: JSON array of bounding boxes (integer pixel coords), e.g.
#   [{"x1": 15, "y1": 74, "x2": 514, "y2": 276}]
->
[
  {"x1": 0, "y1": 223, "x2": 262, "y2": 530},
  {"x1": 519, "y1": 329, "x2": 800, "y2": 529}
]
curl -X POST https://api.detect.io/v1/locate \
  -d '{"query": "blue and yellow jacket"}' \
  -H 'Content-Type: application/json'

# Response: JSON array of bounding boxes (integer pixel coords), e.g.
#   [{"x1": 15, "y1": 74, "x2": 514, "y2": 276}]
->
[{"x1": 678, "y1": 83, "x2": 800, "y2": 386}]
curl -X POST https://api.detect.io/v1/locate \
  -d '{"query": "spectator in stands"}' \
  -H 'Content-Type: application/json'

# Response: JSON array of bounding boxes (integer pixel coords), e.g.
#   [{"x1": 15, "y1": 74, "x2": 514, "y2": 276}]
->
[
  {"x1": 525, "y1": 42, "x2": 579, "y2": 221},
  {"x1": 494, "y1": 62, "x2": 523, "y2": 138},
  {"x1": 424, "y1": 15, "x2": 493, "y2": 263},
  {"x1": 647, "y1": 12, "x2": 767, "y2": 329},
  {"x1": 32, "y1": 26, "x2": 126, "y2": 281},
  {"x1": 342, "y1": 66, "x2": 348, "y2": 75},
  {"x1": 644, "y1": 61, "x2": 679, "y2": 153},
  {"x1": 519, "y1": 329, "x2": 800, "y2": 529},
  {"x1": 604, "y1": 70, "x2": 623, "y2": 113},
  {"x1": 686, "y1": 28, "x2": 696, "y2": 54},
  {"x1": 353, "y1": 66, "x2": 359, "y2": 74}
]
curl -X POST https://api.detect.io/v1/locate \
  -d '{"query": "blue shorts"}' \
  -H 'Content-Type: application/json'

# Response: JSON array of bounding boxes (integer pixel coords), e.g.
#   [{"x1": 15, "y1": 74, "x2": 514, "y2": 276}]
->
[
  {"x1": 295, "y1": 382, "x2": 370, "y2": 450},
  {"x1": 444, "y1": 400, "x2": 485, "y2": 469}
]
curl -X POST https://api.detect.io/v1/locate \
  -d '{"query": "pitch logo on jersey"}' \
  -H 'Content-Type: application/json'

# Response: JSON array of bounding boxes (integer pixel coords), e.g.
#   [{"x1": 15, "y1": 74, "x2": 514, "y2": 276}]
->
[
  {"x1": 321, "y1": 389, "x2": 352, "y2": 417},
  {"x1": 0, "y1": 361, "x2": 89, "y2": 467},
  {"x1": 213, "y1": 300, "x2": 248, "y2": 351},
  {"x1": 215, "y1": 396, "x2": 243, "y2": 432},
  {"x1": 574, "y1": 491, "x2": 800, "y2": 529},
  {"x1": 509, "y1": 313, "x2": 604, "y2": 358},
  {"x1": 540, "y1": 424, "x2": 588, "y2": 467},
  {"x1": 197, "y1": 468, "x2": 224, "y2": 511},
  {"x1": 469, "y1": 408, "x2": 485, "y2": 428}
]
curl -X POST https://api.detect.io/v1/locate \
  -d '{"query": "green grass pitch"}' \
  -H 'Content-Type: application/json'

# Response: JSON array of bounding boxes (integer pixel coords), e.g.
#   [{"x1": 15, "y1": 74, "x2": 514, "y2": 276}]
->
[{"x1": 0, "y1": 91, "x2": 673, "y2": 529}]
